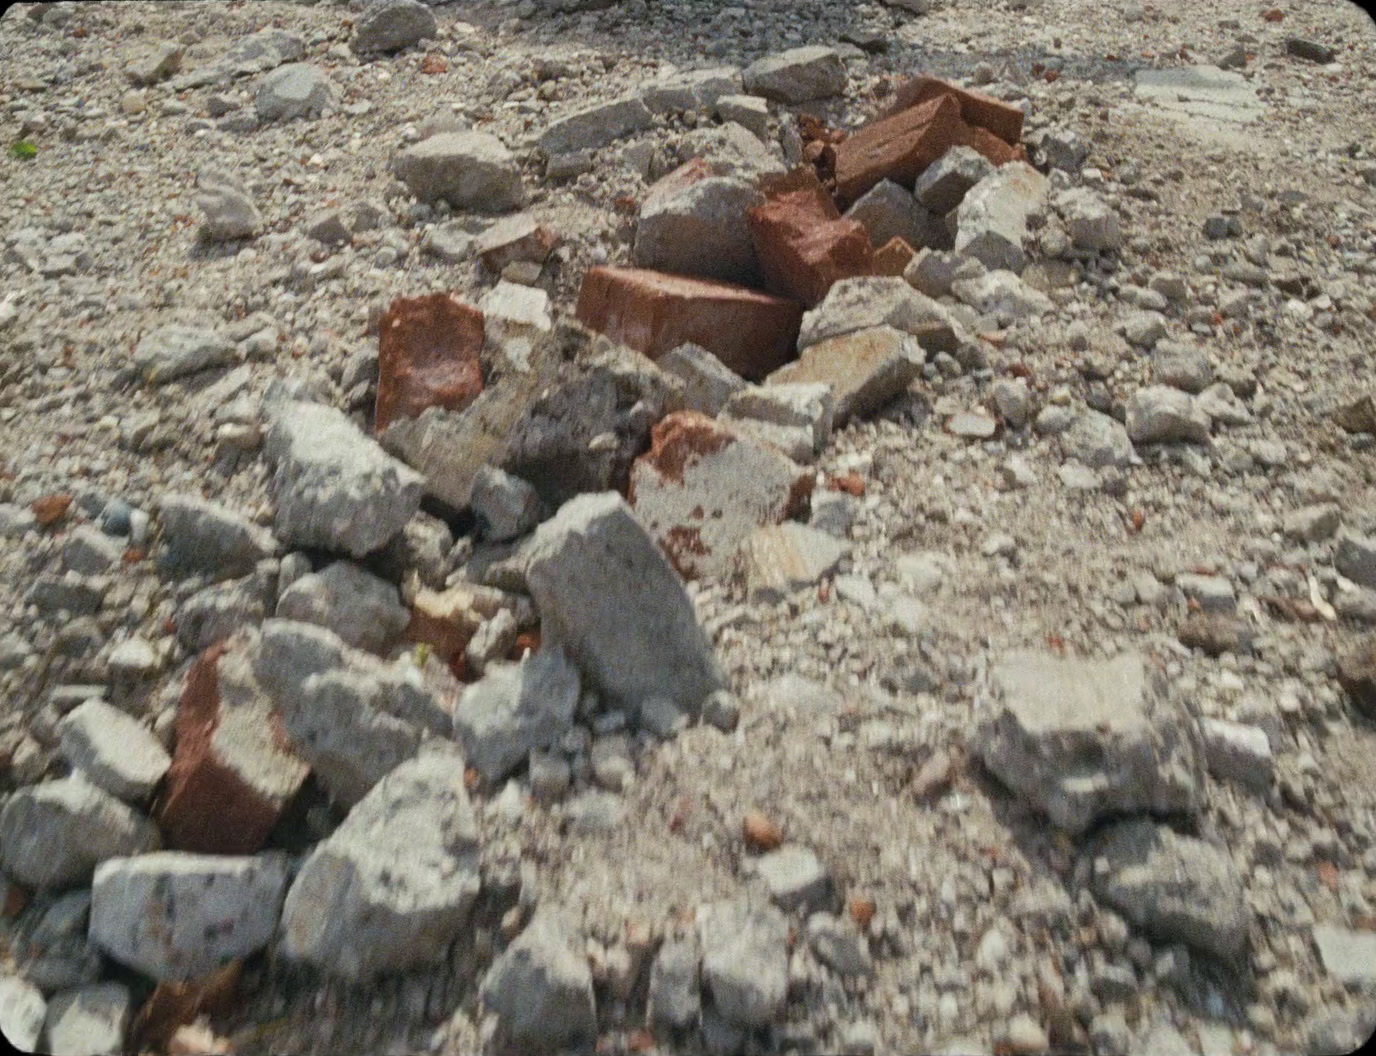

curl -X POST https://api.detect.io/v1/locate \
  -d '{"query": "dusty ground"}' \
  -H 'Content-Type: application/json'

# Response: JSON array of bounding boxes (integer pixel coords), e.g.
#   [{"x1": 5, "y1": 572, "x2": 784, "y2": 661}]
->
[{"x1": 3, "y1": 1, "x2": 1376, "y2": 1054}]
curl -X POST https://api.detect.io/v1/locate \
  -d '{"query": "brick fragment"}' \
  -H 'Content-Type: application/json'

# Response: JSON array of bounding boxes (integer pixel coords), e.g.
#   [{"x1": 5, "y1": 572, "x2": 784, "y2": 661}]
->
[
  {"x1": 832, "y1": 94, "x2": 964, "y2": 207},
  {"x1": 872, "y1": 237, "x2": 916, "y2": 277},
  {"x1": 574, "y1": 267, "x2": 803, "y2": 382},
  {"x1": 157, "y1": 639, "x2": 309, "y2": 855},
  {"x1": 881, "y1": 74, "x2": 1025, "y2": 146},
  {"x1": 748, "y1": 168, "x2": 874, "y2": 308},
  {"x1": 375, "y1": 293, "x2": 484, "y2": 433}
]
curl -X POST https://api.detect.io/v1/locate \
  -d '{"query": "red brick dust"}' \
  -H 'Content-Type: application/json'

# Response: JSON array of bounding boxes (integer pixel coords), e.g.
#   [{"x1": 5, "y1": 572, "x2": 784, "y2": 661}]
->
[{"x1": 374, "y1": 293, "x2": 485, "y2": 433}]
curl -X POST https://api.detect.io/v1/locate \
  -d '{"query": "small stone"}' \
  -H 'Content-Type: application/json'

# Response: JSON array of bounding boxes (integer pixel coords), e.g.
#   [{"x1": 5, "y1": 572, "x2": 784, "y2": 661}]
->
[
  {"x1": 1335, "y1": 532, "x2": 1376, "y2": 590},
  {"x1": 353, "y1": 0, "x2": 437, "y2": 54},
  {"x1": 1200, "y1": 718, "x2": 1272, "y2": 791},
  {"x1": 1126, "y1": 386, "x2": 1211, "y2": 445},
  {"x1": 134, "y1": 326, "x2": 235, "y2": 385},
  {"x1": 255, "y1": 63, "x2": 334, "y2": 122},
  {"x1": 753, "y1": 845, "x2": 831, "y2": 912},
  {"x1": 471, "y1": 466, "x2": 544, "y2": 543},
  {"x1": 1312, "y1": 925, "x2": 1376, "y2": 987},
  {"x1": 806, "y1": 913, "x2": 872, "y2": 977},
  {"x1": 276, "y1": 561, "x2": 409, "y2": 655},
  {"x1": 393, "y1": 132, "x2": 525, "y2": 213}
]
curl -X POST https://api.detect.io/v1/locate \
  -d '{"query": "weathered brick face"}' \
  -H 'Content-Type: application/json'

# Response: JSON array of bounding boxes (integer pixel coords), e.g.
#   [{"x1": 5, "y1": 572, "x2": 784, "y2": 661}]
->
[
  {"x1": 375, "y1": 293, "x2": 485, "y2": 433},
  {"x1": 880, "y1": 74, "x2": 1026, "y2": 146}
]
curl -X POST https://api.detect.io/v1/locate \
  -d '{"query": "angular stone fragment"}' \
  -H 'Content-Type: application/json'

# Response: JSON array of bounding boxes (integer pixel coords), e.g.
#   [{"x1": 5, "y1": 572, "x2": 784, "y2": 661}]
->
[
  {"x1": 353, "y1": 0, "x2": 437, "y2": 54},
  {"x1": 753, "y1": 845, "x2": 831, "y2": 912},
  {"x1": 41, "y1": 983, "x2": 129, "y2": 1056},
  {"x1": 833, "y1": 94, "x2": 964, "y2": 206},
  {"x1": 125, "y1": 42, "x2": 183, "y2": 86},
  {"x1": 1200, "y1": 718, "x2": 1272, "y2": 792},
  {"x1": 715, "y1": 93, "x2": 769, "y2": 138},
  {"x1": 951, "y1": 269, "x2": 1053, "y2": 324},
  {"x1": 741, "y1": 46, "x2": 846, "y2": 104},
  {"x1": 392, "y1": 131, "x2": 525, "y2": 212},
  {"x1": 976, "y1": 651, "x2": 1205, "y2": 834},
  {"x1": 173, "y1": 572, "x2": 273, "y2": 653},
  {"x1": 955, "y1": 162, "x2": 1048, "y2": 274},
  {"x1": 280, "y1": 747, "x2": 481, "y2": 980},
  {"x1": 575, "y1": 266, "x2": 803, "y2": 381},
  {"x1": 1056, "y1": 187, "x2": 1123, "y2": 251},
  {"x1": 1059, "y1": 411, "x2": 1135, "y2": 469},
  {"x1": 1337, "y1": 636, "x2": 1376, "y2": 720},
  {"x1": 58, "y1": 699, "x2": 171, "y2": 803},
  {"x1": 470, "y1": 466, "x2": 543, "y2": 543},
  {"x1": 157, "y1": 494, "x2": 277, "y2": 582},
  {"x1": 913, "y1": 145, "x2": 995, "y2": 216},
  {"x1": 158, "y1": 639, "x2": 310, "y2": 855},
  {"x1": 698, "y1": 900, "x2": 788, "y2": 1029},
  {"x1": 275, "y1": 561, "x2": 409, "y2": 655},
  {"x1": 748, "y1": 168, "x2": 874, "y2": 309},
  {"x1": 194, "y1": 169, "x2": 260, "y2": 242},
  {"x1": 767, "y1": 325, "x2": 924, "y2": 426},
  {"x1": 1153, "y1": 340, "x2": 1213, "y2": 394},
  {"x1": 133, "y1": 326, "x2": 235, "y2": 385},
  {"x1": 658, "y1": 342, "x2": 748, "y2": 416},
  {"x1": 798, "y1": 276, "x2": 958, "y2": 353},
  {"x1": 1335, "y1": 532, "x2": 1376, "y2": 590},
  {"x1": 673, "y1": 121, "x2": 787, "y2": 183},
  {"x1": 872, "y1": 236, "x2": 917, "y2": 276},
  {"x1": 633, "y1": 174, "x2": 764, "y2": 285},
  {"x1": 89, "y1": 851, "x2": 289, "y2": 982},
  {"x1": 265, "y1": 401, "x2": 424, "y2": 557},
  {"x1": 474, "y1": 213, "x2": 559, "y2": 273},
  {"x1": 454, "y1": 646, "x2": 581, "y2": 783},
  {"x1": 807, "y1": 913, "x2": 873, "y2": 977},
  {"x1": 629, "y1": 412, "x2": 813, "y2": 578},
  {"x1": 375, "y1": 293, "x2": 484, "y2": 433},
  {"x1": 1088, "y1": 819, "x2": 1249, "y2": 963},
  {"x1": 647, "y1": 935, "x2": 701, "y2": 1030},
  {"x1": 0, "y1": 776, "x2": 161, "y2": 890},
  {"x1": 1333, "y1": 393, "x2": 1376, "y2": 434},
  {"x1": 480, "y1": 909, "x2": 597, "y2": 1053},
  {"x1": 740, "y1": 522, "x2": 850, "y2": 604},
  {"x1": 525, "y1": 492, "x2": 727, "y2": 718},
  {"x1": 254, "y1": 63, "x2": 334, "y2": 122},
  {"x1": 0, "y1": 975, "x2": 46, "y2": 1052},
  {"x1": 539, "y1": 96, "x2": 653, "y2": 156},
  {"x1": 1126, "y1": 386, "x2": 1212, "y2": 445},
  {"x1": 842, "y1": 179, "x2": 943, "y2": 250},
  {"x1": 1312, "y1": 925, "x2": 1376, "y2": 987},
  {"x1": 642, "y1": 67, "x2": 741, "y2": 114}
]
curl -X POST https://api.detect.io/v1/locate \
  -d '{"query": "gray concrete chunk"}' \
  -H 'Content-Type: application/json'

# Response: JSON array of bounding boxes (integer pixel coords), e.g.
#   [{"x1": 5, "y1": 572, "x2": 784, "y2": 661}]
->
[
  {"x1": 353, "y1": 0, "x2": 437, "y2": 54},
  {"x1": 265, "y1": 401, "x2": 424, "y2": 557},
  {"x1": 157, "y1": 493, "x2": 277, "y2": 582},
  {"x1": 254, "y1": 63, "x2": 334, "y2": 122},
  {"x1": 133, "y1": 326, "x2": 235, "y2": 385},
  {"x1": 525, "y1": 493, "x2": 726, "y2": 719},
  {"x1": 954, "y1": 162, "x2": 1048, "y2": 275},
  {"x1": 633, "y1": 176, "x2": 764, "y2": 285},
  {"x1": 89, "y1": 851, "x2": 289, "y2": 982},
  {"x1": 0, "y1": 975, "x2": 46, "y2": 1052},
  {"x1": 275, "y1": 561, "x2": 408, "y2": 655},
  {"x1": 392, "y1": 131, "x2": 525, "y2": 213},
  {"x1": 659, "y1": 343, "x2": 748, "y2": 417},
  {"x1": 281, "y1": 747, "x2": 481, "y2": 979},
  {"x1": 753, "y1": 845, "x2": 831, "y2": 912},
  {"x1": 975, "y1": 651, "x2": 1205, "y2": 834},
  {"x1": 698, "y1": 900, "x2": 788, "y2": 1029},
  {"x1": 914, "y1": 145, "x2": 995, "y2": 216},
  {"x1": 647, "y1": 935, "x2": 701, "y2": 1030},
  {"x1": 539, "y1": 96, "x2": 653, "y2": 157},
  {"x1": 41, "y1": 983, "x2": 129, "y2": 1056},
  {"x1": 798, "y1": 277, "x2": 959, "y2": 354},
  {"x1": 742, "y1": 46, "x2": 846, "y2": 104},
  {"x1": 480, "y1": 909, "x2": 597, "y2": 1052},
  {"x1": 58, "y1": 699, "x2": 171, "y2": 803}
]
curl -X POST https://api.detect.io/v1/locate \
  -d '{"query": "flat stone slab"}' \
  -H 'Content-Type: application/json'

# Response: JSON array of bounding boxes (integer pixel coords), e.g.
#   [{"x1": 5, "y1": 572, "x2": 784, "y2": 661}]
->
[
  {"x1": 1312, "y1": 925, "x2": 1376, "y2": 987},
  {"x1": 1133, "y1": 65, "x2": 1262, "y2": 125}
]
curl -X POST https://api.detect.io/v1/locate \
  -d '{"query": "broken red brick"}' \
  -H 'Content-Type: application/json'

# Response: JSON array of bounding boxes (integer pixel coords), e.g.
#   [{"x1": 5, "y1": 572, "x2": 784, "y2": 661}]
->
[
  {"x1": 374, "y1": 293, "x2": 485, "y2": 433},
  {"x1": 832, "y1": 93, "x2": 965, "y2": 206},
  {"x1": 157, "y1": 640, "x2": 309, "y2": 855},
  {"x1": 881, "y1": 74, "x2": 1025, "y2": 146},
  {"x1": 952, "y1": 121, "x2": 1028, "y2": 168},
  {"x1": 31, "y1": 493, "x2": 73, "y2": 527},
  {"x1": 574, "y1": 266, "x2": 803, "y2": 381},
  {"x1": 748, "y1": 167, "x2": 874, "y2": 308},
  {"x1": 871, "y1": 236, "x2": 916, "y2": 277}
]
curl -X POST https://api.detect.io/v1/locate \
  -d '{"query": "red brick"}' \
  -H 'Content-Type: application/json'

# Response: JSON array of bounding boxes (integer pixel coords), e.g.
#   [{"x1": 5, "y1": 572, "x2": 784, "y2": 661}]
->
[
  {"x1": 642, "y1": 158, "x2": 715, "y2": 211},
  {"x1": 748, "y1": 167, "x2": 875, "y2": 308},
  {"x1": 882, "y1": 75, "x2": 1025, "y2": 146},
  {"x1": 375, "y1": 293, "x2": 485, "y2": 433},
  {"x1": 832, "y1": 93, "x2": 964, "y2": 207},
  {"x1": 952, "y1": 122, "x2": 1028, "y2": 168},
  {"x1": 872, "y1": 237, "x2": 916, "y2": 277},
  {"x1": 157, "y1": 639, "x2": 309, "y2": 855},
  {"x1": 574, "y1": 266, "x2": 804, "y2": 382}
]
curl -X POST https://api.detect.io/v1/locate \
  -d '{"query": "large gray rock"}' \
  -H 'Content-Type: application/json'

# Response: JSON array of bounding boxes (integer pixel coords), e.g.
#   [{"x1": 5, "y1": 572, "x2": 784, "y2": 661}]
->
[
  {"x1": 525, "y1": 493, "x2": 726, "y2": 720},
  {"x1": 742, "y1": 46, "x2": 846, "y2": 103},
  {"x1": 955, "y1": 162, "x2": 1048, "y2": 275},
  {"x1": 659, "y1": 343, "x2": 748, "y2": 416},
  {"x1": 698, "y1": 900, "x2": 788, "y2": 1029},
  {"x1": 255, "y1": 63, "x2": 334, "y2": 122},
  {"x1": 157, "y1": 493, "x2": 277, "y2": 582},
  {"x1": 632, "y1": 175, "x2": 764, "y2": 285},
  {"x1": 57, "y1": 699, "x2": 171, "y2": 803},
  {"x1": 0, "y1": 776, "x2": 160, "y2": 890},
  {"x1": 280, "y1": 747, "x2": 481, "y2": 979},
  {"x1": 353, "y1": 0, "x2": 437, "y2": 53},
  {"x1": 975, "y1": 651, "x2": 1205, "y2": 834},
  {"x1": 89, "y1": 851, "x2": 289, "y2": 981},
  {"x1": 647, "y1": 935, "x2": 701, "y2": 1031},
  {"x1": 133, "y1": 325, "x2": 236, "y2": 385},
  {"x1": 798, "y1": 276, "x2": 959, "y2": 354},
  {"x1": 843, "y1": 180, "x2": 943, "y2": 250},
  {"x1": 0, "y1": 975, "x2": 46, "y2": 1052},
  {"x1": 265, "y1": 401, "x2": 424, "y2": 557},
  {"x1": 1060, "y1": 410, "x2": 1135, "y2": 469},
  {"x1": 453, "y1": 646, "x2": 581, "y2": 783},
  {"x1": 480, "y1": 909, "x2": 597, "y2": 1053},
  {"x1": 194, "y1": 169, "x2": 260, "y2": 242},
  {"x1": 1126, "y1": 386, "x2": 1212, "y2": 445},
  {"x1": 539, "y1": 96, "x2": 653, "y2": 157},
  {"x1": 1088, "y1": 819, "x2": 1250, "y2": 963},
  {"x1": 275, "y1": 561, "x2": 408, "y2": 655},
  {"x1": 392, "y1": 131, "x2": 525, "y2": 212},
  {"x1": 41, "y1": 983, "x2": 129, "y2": 1056}
]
